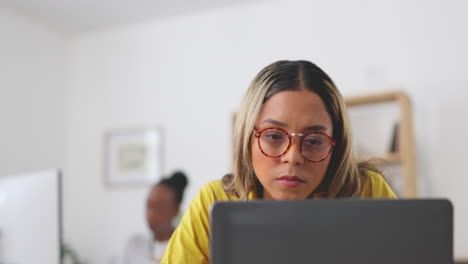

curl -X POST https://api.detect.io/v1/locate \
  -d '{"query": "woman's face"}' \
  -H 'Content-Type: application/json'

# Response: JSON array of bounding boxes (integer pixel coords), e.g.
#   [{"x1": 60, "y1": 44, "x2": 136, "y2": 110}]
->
[
  {"x1": 252, "y1": 90, "x2": 333, "y2": 200},
  {"x1": 146, "y1": 184, "x2": 179, "y2": 233}
]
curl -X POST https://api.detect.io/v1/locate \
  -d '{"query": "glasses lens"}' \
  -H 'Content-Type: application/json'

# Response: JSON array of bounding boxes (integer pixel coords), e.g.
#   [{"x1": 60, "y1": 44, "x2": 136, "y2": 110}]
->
[
  {"x1": 259, "y1": 129, "x2": 289, "y2": 157},
  {"x1": 302, "y1": 133, "x2": 332, "y2": 161}
]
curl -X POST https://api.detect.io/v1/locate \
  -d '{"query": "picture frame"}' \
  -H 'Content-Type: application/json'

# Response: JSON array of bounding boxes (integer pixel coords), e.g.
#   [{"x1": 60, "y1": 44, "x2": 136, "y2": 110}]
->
[{"x1": 104, "y1": 127, "x2": 163, "y2": 187}]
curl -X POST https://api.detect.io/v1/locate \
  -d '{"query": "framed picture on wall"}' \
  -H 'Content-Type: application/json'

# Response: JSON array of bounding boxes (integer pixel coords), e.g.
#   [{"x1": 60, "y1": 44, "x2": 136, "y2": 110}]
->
[{"x1": 104, "y1": 127, "x2": 163, "y2": 187}]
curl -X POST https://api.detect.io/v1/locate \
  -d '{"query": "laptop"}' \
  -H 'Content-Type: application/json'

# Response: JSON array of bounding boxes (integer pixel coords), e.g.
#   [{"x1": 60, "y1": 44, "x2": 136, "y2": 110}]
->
[{"x1": 211, "y1": 199, "x2": 453, "y2": 264}]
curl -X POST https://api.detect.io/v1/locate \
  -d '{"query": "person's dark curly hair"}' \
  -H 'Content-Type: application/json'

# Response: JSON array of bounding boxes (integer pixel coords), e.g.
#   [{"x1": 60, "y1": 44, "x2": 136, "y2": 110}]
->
[{"x1": 158, "y1": 171, "x2": 188, "y2": 206}]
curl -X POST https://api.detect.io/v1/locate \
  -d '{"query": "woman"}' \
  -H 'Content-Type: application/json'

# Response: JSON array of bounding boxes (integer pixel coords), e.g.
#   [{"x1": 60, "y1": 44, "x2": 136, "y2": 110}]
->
[
  {"x1": 161, "y1": 60, "x2": 396, "y2": 263},
  {"x1": 122, "y1": 171, "x2": 188, "y2": 264}
]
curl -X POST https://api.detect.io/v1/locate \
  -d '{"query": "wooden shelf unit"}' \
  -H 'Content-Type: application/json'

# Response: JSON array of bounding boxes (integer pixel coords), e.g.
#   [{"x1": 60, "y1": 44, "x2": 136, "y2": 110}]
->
[{"x1": 345, "y1": 90, "x2": 418, "y2": 198}]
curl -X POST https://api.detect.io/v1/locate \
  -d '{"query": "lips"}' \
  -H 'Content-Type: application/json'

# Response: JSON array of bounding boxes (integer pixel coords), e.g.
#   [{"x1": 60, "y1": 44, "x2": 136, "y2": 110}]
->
[{"x1": 277, "y1": 175, "x2": 304, "y2": 187}]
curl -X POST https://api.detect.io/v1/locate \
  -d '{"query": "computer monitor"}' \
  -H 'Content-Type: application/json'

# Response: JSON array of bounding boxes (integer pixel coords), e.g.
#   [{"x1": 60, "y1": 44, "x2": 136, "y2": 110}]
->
[
  {"x1": 211, "y1": 199, "x2": 453, "y2": 264},
  {"x1": 0, "y1": 169, "x2": 62, "y2": 264}
]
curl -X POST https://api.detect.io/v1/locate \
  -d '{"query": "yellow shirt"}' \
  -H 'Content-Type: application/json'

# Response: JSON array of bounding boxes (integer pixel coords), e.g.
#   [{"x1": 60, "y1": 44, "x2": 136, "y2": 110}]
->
[{"x1": 161, "y1": 172, "x2": 396, "y2": 264}]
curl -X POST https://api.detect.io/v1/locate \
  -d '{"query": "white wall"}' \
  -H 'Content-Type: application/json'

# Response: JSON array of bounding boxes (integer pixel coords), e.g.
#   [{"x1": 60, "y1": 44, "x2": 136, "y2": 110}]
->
[
  {"x1": 3, "y1": 0, "x2": 467, "y2": 262},
  {"x1": 64, "y1": 0, "x2": 468, "y2": 262},
  {"x1": 0, "y1": 8, "x2": 65, "y2": 179}
]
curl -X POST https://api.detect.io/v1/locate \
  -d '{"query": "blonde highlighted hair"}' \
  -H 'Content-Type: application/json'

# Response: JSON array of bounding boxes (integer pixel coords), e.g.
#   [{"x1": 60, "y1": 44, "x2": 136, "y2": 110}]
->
[{"x1": 223, "y1": 60, "x2": 378, "y2": 199}]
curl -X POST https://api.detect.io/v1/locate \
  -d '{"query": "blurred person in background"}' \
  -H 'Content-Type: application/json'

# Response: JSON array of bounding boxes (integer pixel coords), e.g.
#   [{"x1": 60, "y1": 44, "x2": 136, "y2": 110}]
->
[{"x1": 121, "y1": 171, "x2": 188, "y2": 264}]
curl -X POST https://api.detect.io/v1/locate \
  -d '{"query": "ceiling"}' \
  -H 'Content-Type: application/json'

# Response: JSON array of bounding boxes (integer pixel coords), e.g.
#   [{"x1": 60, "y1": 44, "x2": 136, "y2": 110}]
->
[{"x1": 1, "y1": 0, "x2": 256, "y2": 35}]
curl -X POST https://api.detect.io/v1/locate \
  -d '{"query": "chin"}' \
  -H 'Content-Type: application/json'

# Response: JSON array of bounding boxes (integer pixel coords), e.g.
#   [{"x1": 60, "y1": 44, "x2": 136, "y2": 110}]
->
[{"x1": 273, "y1": 192, "x2": 308, "y2": 201}]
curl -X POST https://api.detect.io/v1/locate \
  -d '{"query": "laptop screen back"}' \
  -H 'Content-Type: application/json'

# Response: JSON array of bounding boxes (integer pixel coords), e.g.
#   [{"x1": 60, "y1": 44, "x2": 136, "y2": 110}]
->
[{"x1": 211, "y1": 199, "x2": 452, "y2": 264}]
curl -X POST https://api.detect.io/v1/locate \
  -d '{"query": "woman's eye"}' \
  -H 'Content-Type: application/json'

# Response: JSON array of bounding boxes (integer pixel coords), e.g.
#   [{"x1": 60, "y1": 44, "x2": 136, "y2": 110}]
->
[
  {"x1": 263, "y1": 132, "x2": 285, "y2": 141},
  {"x1": 306, "y1": 139, "x2": 321, "y2": 145},
  {"x1": 304, "y1": 136, "x2": 325, "y2": 147},
  {"x1": 268, "y1": 134, "x2": 283, "y2": 140}
]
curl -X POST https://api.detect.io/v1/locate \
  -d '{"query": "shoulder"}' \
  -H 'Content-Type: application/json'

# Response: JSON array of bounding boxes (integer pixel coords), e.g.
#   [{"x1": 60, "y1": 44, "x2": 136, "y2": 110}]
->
[
  {"x1": 175, "y1": 180, "x2": 237, "y2": 219},
  {"x1": 161, "y1": 180, "x2": 232, "y2": 263},
  {"x1": 193, "y1": 180, "x2": 237, "y2": 208},
  {"x1": 202, "y1": 180, "x2": 226, "y2": 196},
  {"x1": 360, "y1": 171, "x2": 398, "y2": 199},
  {"x1": 181, "y1": 180, "x2": 235, "y2": 216}
]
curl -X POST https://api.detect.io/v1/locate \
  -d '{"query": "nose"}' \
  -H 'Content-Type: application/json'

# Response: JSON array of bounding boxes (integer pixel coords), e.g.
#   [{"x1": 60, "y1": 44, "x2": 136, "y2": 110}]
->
[{"x1": 281, "y1": 135, "x2": 305, "y2": 165}]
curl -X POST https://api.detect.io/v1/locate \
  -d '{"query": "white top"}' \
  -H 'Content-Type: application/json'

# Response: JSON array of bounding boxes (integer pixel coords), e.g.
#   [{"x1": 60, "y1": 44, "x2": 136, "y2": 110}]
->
[
  {"x1": 122, "y1": 234, "x2": 169, "y2": 264},
  {"x1": 152, "y1": 239, "x2": 169, "y2": 263}
]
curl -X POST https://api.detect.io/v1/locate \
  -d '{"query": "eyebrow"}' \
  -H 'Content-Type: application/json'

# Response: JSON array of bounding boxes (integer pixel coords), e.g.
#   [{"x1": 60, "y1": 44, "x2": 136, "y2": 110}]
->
[{"x1": 259, "y1": 119, "x2": 329, "y2": 132}]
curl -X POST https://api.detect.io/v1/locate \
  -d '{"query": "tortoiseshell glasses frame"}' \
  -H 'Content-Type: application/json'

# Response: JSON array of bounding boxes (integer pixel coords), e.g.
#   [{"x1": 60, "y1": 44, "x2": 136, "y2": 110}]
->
[{"x1": 254, "y1": 127, "x2": 337, "y2": 162}]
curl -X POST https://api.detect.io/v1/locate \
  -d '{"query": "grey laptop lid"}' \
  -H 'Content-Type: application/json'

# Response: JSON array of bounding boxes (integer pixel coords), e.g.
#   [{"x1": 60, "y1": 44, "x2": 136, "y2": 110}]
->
[{"x1": 211, "y1": 199, "x2": 453, "y2": 264}]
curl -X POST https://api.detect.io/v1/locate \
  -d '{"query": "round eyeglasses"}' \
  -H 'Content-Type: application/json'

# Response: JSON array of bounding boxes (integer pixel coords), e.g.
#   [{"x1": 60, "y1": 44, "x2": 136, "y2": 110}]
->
[{"x1": 254, "y1": 127, "x2": 336, "y2": 162}]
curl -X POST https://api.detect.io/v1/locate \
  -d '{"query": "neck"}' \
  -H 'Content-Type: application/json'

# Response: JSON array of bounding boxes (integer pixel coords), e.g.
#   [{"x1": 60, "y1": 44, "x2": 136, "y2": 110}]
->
[{"x1": 153, "y1": 226, "x2": 174, "y2": 242}]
